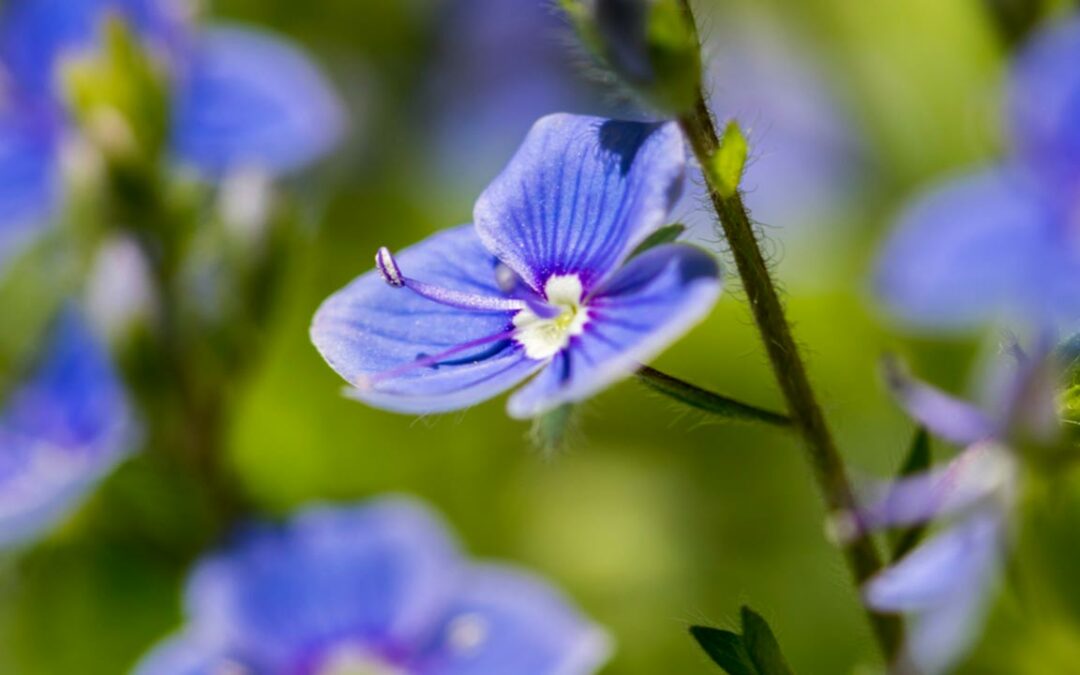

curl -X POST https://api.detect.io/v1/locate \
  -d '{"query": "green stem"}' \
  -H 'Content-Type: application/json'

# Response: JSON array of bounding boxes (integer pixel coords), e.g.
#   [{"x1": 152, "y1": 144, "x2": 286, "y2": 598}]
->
[
  {"x1": 636, "y1": 366, "x2": 791, "y2": 427},
  {"x1": 675, "y1": 0, "x2": 903, "y2": 660}
]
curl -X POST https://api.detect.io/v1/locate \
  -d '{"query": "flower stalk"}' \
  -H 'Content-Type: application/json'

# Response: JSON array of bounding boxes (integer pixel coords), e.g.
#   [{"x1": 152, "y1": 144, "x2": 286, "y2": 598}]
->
[
  {"x1": 674, "y1": 0, "x2": 903, "y2": 659},
  {"x1": 636, "y1": 366, "x2": 790, "y2": 427}
]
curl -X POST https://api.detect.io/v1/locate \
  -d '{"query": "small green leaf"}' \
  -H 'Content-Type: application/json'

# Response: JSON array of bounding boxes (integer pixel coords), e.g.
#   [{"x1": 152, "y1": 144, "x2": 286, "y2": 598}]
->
[
  {"x1": 741, "y1": 607, "x2": 795, "y2": 675},
  {"x1": 890, "y1": 426, "x2": 931, "y2": 561},
  {"x1": 629, "y1": 223, "x2": 685, "y2": 258},
  {"x1": 636, "y1": 366, "x2": 790, "y2": 427},
  {"x1": 709, "y1": 121, "x2": 749, "y2": 198},
  {"x1": 690, "y1": 626, "x2": 759, "y2": 675}
]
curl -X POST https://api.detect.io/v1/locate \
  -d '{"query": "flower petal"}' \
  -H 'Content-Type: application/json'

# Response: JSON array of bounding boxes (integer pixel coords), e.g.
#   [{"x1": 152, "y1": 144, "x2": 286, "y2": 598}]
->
[
  {"x1": 1009, "y1": 17, "x2": 1080, "y2": 192},
  {"x1": 0, "y1": 0, "x2": 188, "y2": 104},
  {"x1": 184, "y1": 498, "x2": 461, "y2": 669},
  {"x1": 507, "y1": 244, "x2": 720, "y2": 418},
  {"x1": 133, "y1": 633, "x2": 235, "y2": 675},
  {"x1": 0, "y1": 109, "x2": 59, "y2": 269},
  {"x1": 863, "y1": 510, "x2": 1002, "y2": 614},
  {"x1": 866, "y1": 511, "x2": 1004, "y2": 675},
  {"x1": 856, "y1": 444, "x2": 1014, "y2": 531},
  {"x1": 415, "y1": 565, "x2": 611, "y2": 675},
  {"x1": 882, "y1": 359, "x2": 997, "y2": 446},
  {"x1": 172, "y1": 26, "x2": 344, "y2": 177},
  {"x1": 874, "y1": 166, "x2": 1069, "y2": 330},
  {"x1": 473, "y1": 114, "x2": 686, "y2": 292},
  {"x1": 311, "y1": 225, "x2": 543, "y2": 415},
  {"x1": 0, "y1": 310, "x2": 136, "y2": 548}
]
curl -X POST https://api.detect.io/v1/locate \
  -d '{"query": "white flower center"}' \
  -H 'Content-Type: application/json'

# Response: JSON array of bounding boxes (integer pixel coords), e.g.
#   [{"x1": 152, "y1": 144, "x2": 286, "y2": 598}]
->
[
  {"x1": 513, "y1": 274, "x2": 589, "y2": 360},
  {"x1": 315, "y1": 645, "x2": 406, "y2": 675}
]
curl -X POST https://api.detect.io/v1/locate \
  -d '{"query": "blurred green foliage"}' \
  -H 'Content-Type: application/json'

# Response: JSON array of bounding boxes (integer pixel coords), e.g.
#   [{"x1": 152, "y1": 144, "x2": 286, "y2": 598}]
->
[{"x1": 3, "y1": 1, "x2": 1080, "y2": 674}]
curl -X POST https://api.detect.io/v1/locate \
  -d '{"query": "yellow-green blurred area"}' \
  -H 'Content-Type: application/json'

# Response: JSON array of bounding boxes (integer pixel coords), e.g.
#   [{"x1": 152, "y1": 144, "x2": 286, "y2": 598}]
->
[{"x1": 4, "y1": 0, "x2": 1080, "y2": 673}]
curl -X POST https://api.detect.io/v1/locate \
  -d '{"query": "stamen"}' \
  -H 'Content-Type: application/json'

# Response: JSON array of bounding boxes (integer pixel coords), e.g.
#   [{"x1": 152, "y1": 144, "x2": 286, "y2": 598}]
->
[
  {"x1": 357, "y1": 329, "x2": 517, "y2": 390},
  {"x1": 374, "y1": 246, "x2": 530, "y2": 313}
]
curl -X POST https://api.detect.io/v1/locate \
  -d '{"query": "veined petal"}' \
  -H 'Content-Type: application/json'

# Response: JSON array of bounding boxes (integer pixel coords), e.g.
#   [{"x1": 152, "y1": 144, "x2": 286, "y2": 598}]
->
[
  {"x1": 0, "y1": 0, "x2": 189, "y2": 104},
  {"x1": 0, "y1": 108, "x2": 59, "y2": 270},
  {"x1": 311, "y1": 225, "x2": 543, "y2": 415},
  {"x1": 874, "y1": 166, "x2": 1065, "y2": 330},
  {"x1": 473, "y1": 114, "x2": 686, "y2": 292},
  {"x1": 863, "y1": 510, "x2": 1002, "y2": 614},
  {"x1": 133, "y1": 633, "x2": 235, "y2": 675},
  {"x1": 184, "y1": 498, "x2": 461, "y2": 669},
  {"x1": 172, "y1": 25, "x2": 345, "y2": 178},
  {"x1": 415, "y1": 565, "x2": 612, "y2": 675},
  {"x1": 507, "y1": 244, "x2": 720, "y2": 418},
  {"x1": 1009, "y1": 17, "x2": 1080, "y2": 193},
  {"x1": 0, "y1": 310, "x2": 136, "y2": 548}
]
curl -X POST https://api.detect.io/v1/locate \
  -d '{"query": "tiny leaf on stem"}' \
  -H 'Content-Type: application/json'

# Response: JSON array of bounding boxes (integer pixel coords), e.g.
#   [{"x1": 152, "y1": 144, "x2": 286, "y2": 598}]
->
[
  {"x1": 709, "y1": 121, "x2": 749, "y2": 198},
  {"x1": 691, "y1": 607, "x2": 795, "y2": 675}
]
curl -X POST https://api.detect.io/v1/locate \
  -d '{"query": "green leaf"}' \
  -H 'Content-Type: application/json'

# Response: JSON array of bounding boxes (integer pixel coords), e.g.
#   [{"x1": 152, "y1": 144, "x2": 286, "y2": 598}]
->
[
  {"x1": 629, "y1": 223, "x2": 686, "y2": 259},
  {"x1": 709, "y1": 121, "x2": 749, "y2": 198},
  {"x1": 636, "y1": 366, "x2": 790, "y2": 427},
  {"x1": 691, "y1": 607, "x2": 796, "y2": 675},
  {"x1": 890, "y1": 426, "x2": 931, "y2": 561},
  {"x1": 690, "y1": 626, "x2": 760, "y2": 675},
  {"x1": 741, "y1": 607, "x2": 795, "y2": 675}
]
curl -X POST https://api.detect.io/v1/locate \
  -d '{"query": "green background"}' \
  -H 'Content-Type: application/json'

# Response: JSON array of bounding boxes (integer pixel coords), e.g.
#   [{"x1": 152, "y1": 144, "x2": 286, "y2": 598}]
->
[{"x1": 3, "y1": 0, "x2": 1080, "y2": 673}]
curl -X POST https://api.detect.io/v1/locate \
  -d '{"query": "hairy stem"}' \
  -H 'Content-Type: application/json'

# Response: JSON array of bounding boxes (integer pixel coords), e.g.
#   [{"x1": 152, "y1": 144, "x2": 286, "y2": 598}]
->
[{"x1": 675, "y1": 0, "x2": 903, "y2": 659}]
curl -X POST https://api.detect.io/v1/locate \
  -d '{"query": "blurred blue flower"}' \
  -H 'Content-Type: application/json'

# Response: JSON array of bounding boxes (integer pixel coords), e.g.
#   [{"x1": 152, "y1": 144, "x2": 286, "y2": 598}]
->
[
  {"x1": 134, "y1": 497, "x2": 611, "y2": 675},
  {"x1": 0, "y1": 309, "x2": 137, "y2": 548},
  {"x1": 312, "y1": 114, "x2": 721, "y2": 418},
  {"x1": 875, "y1": 16, "x2": 1080, "y2": 331},
  {"x1": 843, "y1": 346, "x2": 1059, "y2": 674},
  {"x1": 0, "y1": 0, "x2": 343, "y2": 545},
  {"x1": 0, "y1": 0, "x2": 344, "y2": 246}
]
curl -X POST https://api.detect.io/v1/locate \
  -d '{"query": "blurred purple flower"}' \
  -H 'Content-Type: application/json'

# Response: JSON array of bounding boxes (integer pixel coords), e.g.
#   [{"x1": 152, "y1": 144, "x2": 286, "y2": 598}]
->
[
  {"x1": 421, "y1": 0, "x2": 597, "y2": 186},
  {"x1": 0, "y1": 309, "x2": 137, "y2": 548},
  {"x1": 875, "y1": 16, "x2": 1080, "y2": 331},
  {"x1": 312, "y1": 114, "x2": 721, "y2": 418},
  {"x1": 844, "y1": 346, "x2": 1059, "y2": 674},
  {"x1": 134, "y1": 497, "x2": 611, "y2": 675},
  {"x1": 0, "y1": 0, "x2": 343, "y2": 545},
  {"x1": 0, "y1": 0, "x2": 344, "y2": 250},
  {"x1": 704, "y1": 18, "x2": 870, "y2": 240}
]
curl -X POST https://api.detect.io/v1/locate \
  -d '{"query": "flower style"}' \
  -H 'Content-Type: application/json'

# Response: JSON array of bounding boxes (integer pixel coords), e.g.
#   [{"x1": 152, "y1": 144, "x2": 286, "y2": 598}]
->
[
  {"x1": 312, "y1": 114, "x2": 721, "y2": 418},
  {"x1": 875, "y1": 15, "x2": 1080, "y2": 331},
  {"x1": 0, "y1": 310, "x2": 137, "y2": 548},
  {"x1": 843, "y1": 347, "x2": 1059, "y2": 674},
  {"x1": 134, "y1": 497, "x2": 611, "y2": 675},
  {"x1": 0, "y1": 0, "x2": 343, "y2": 546}
]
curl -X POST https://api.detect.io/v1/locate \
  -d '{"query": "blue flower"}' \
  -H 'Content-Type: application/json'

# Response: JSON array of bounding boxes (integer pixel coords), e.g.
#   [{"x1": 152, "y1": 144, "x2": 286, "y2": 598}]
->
[
  {"x1": 0, "y1": 0, "x2": 344, "y2": 250},
  {"x1": 0, "y1": 309, "x2": 137, "y2": 548},
  {"x1": 311, "y1": 114, "x2": 721, "y2": 418},
  {"x1": 0, "y1": 0, "x2": 343, "y2": 545},
  {"x1": 134, "y1": 497, "x2": 612, "y2": 675},
  {"x1": 841, "y1": 347, "x2": 1059, "y2": 674},
  {"x1": 875, "y1": 16, "x2": 1080, "y2": 331}
]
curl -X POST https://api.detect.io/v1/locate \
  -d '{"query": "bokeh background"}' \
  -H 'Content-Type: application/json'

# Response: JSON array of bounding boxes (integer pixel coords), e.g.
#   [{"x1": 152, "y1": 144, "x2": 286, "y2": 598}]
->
[{"x1": 3, "y1": 0, "x2": 1080, "y2": 673}]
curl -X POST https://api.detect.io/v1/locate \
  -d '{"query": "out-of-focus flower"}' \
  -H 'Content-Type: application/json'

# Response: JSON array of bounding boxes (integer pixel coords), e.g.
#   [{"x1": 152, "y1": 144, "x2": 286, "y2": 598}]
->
[
  {"x1": 0, "y1": 0, "x2": 344, "y2": 546},
  {"x1": 312, "y1": 114, "x2": 720, "y2": 419},
  {"x1": 841, "y1": 346, "x2": 1060, "y2": 674},
  {"x1": 422, "y1": 0, "x2": 595, "y2": 187},
  {"x1": 701, "y1": 15, "x2": 871, "y2": 243},
  {"x1": 134, "y1": 497, "x2": 611, "y2": 674},
  {"x1": 0, "y1": 309, "x2": 137, "y2": 548},
  {"x1": 875, "y1": 15, "x2": 1080, "y2": 331}
]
